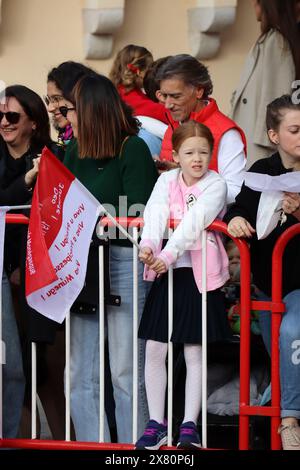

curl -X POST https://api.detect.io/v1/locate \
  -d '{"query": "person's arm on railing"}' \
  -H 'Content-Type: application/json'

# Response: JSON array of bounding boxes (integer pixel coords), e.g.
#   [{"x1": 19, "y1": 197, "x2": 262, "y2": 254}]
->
[{"x1": 282, "y1": 192, "x2": 300, "y2": 222}]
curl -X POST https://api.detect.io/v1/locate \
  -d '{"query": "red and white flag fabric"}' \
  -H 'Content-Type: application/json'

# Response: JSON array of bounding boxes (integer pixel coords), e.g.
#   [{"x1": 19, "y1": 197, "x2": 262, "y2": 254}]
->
[{"x1": 25, "y1": 147, "x2": 102, "y2": 323}]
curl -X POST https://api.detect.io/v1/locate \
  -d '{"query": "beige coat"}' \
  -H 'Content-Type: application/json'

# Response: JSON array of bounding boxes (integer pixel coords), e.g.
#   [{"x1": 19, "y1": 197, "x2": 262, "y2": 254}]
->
[{"x1": 230, "y1": 29, "x2": 295, "y2": 169}]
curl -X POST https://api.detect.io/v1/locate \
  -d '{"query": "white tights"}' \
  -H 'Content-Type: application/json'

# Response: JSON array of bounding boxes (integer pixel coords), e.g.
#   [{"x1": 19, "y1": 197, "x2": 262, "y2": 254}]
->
[{"x1": 145, "y1": 339, "x2": 202, "y2": 424}]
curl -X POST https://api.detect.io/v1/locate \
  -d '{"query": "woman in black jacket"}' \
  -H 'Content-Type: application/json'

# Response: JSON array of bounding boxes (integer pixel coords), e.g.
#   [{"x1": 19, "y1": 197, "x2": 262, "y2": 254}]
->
[
  {"x1": 224, "y1": 95, "x2": 300, "y2": 450},
  {"x1": 0, "y1": 84, "x2": 45, "y2": 437},
  {"x1": 0, "y1": 84, "x2": 64, "y2": 438}
]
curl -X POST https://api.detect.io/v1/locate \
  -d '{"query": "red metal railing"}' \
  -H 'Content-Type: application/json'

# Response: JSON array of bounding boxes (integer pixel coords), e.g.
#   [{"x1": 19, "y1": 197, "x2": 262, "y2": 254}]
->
[
  {"x1": 239, "y1": 223, "x2": 300, "y2": 449},
  {"x1": 5, "y1": 213, "x2": 29, "y2": 225}
]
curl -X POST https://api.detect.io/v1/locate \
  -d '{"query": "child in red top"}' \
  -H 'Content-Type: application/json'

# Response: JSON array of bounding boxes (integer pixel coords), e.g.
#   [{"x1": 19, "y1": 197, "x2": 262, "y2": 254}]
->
[{"x1": 110, "y1": 44, "x2": 168, "y2": 124}]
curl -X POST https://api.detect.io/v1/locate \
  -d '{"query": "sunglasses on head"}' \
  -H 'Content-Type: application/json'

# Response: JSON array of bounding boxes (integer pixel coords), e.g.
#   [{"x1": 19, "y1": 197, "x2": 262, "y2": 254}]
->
[
  {"x1": 44, "y1": 95, "x2": 63, "y2": 106},
  {"x1": 0, "y1": 111, "x2": 21, "y2": 124},
  {"x1": 59, "y1": 106, "x2": 76, "y2": 118}
]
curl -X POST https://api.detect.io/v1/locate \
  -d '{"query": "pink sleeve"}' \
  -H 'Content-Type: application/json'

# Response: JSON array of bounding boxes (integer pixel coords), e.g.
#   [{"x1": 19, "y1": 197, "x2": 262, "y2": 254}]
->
[{"x1": 157, "y1": 250, "x2": 176, "y2": 270}]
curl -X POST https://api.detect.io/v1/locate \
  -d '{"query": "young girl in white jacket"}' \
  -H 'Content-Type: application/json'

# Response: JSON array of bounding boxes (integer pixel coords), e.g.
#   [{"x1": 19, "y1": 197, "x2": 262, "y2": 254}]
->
[{"x1": 135, "y1": 121, "x2": 231, "y2": 450}]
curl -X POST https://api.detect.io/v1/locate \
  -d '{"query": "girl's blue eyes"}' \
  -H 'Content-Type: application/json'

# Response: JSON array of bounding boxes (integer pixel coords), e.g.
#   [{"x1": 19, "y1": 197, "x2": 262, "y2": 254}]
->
[{"x1": 184, "y1": 151, "x2": 208, "y2": 155}]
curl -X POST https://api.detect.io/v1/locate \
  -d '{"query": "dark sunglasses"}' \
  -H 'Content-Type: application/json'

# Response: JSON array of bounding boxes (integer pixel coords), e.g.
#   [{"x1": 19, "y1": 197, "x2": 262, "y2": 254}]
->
[
  {"x1": 59, "y1": 106, "x2": 76, "y2": 118},
  {"x1": 0, "y1": 111, "x2": 21, "y2": 124}
]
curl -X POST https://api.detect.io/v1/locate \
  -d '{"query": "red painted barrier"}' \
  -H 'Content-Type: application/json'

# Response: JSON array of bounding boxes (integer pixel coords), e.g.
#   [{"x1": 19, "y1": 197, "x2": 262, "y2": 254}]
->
[{"x1": 2, "y1": 214, "x2": 298, "y2": 450}]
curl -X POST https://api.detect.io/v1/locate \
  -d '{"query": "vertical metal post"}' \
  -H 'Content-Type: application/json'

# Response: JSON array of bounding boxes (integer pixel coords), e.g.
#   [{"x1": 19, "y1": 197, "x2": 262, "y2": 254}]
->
[
  {"x1": 132, "y1": 227, "x2": 139, "y2": 443},
  {"x1": 238, "y1": 239, "x2": 252, "y2": 449},
  {"x1": 0, "y1": 274, "x2": 3, "y2": 439},
  {"x1": 0, "y1": 209, "x2": 8, "y2": 440},
  {"x1": 31, "y1": 342, "x2": 37, "y2": 439},
  {"x1": 167, "y1": 228, "x2": 173, "y2": 447},
  {"x1": 65, "y1": 311, "x2": 71, "y2": 441},
  {"x1": 98, "y1": 229, "x2": 105, "y2": 442},
  {"x1": 201, "y1": 230, "x2": 207, "y2": 448}
]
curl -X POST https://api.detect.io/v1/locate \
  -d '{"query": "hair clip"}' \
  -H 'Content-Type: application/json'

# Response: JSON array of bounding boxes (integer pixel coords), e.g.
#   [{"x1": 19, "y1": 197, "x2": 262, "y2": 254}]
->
[{"x1": 127, "y1": 63, "x2": 140, "y2": 74}]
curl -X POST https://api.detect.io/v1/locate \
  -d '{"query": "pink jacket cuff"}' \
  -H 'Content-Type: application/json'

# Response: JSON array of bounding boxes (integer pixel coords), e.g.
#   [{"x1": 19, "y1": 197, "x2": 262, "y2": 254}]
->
[
  {"x1": 157, "y1": 250, "x2": 176, "y2": 270},
  {"x1": 139, "y1": 239, "x2": 157, "y2": 255}
]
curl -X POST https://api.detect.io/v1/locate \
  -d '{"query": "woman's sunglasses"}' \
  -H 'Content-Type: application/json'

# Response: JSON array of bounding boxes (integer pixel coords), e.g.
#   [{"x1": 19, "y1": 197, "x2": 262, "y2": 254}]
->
[
  {"x1": 0, "y1": 111, "x2": 21, "y2": 124},
  {"x1": 58, "y1": 106, "x2": 76, "y2": 118},
  {"x1": 44, "y1": 95, "x2": 63, "y2": 106}
]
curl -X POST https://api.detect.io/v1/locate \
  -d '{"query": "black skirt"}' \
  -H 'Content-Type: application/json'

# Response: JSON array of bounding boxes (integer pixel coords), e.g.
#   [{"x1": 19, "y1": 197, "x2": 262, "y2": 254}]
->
[{"x1": 138, "y1": 268, "x2": 232, "y2": 344}]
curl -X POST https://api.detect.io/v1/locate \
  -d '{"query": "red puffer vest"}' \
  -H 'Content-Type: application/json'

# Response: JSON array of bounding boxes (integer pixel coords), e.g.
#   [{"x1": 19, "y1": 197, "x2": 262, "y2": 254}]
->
[{"x1": 160, "y1": 98, "x2": 247, "y2": 172}]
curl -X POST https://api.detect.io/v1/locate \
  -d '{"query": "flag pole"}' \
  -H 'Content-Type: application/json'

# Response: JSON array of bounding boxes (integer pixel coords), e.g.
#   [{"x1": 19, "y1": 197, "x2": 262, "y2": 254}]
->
[
  {"x1": 2, "y1": 204, "x2": 140, "y2": 249},
  {"x1": 6, "y1": 205, "x2": 31, "y2": 211},
  {"x1": 98, "y1": 208, "x2": 140, "y2": 250}
]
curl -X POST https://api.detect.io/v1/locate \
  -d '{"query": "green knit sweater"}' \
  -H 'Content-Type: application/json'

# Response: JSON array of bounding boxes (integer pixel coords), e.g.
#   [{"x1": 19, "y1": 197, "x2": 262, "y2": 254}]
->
[{"x1": 63, "y1": 136, "x2": 158, "y2": 245}]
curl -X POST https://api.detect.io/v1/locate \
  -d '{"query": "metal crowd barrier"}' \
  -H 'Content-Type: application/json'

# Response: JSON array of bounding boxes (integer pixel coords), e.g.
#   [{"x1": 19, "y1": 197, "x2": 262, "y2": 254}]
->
[{"x1": 1, "y1": 212, "x2": 298, "y2": 450}]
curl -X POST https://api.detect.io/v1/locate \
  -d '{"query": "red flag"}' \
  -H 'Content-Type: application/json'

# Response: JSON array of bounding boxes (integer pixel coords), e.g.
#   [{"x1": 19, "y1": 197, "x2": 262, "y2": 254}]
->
[{"x1": 26, "y1": 147, "x2": 102, "y2": 323}]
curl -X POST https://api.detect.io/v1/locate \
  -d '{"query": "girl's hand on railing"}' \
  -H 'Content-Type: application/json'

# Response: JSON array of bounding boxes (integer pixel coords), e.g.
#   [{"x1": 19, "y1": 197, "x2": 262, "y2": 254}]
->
[
  {"x1": 149, "y1": 258, "x2": 167, "y2": 275},
  {"x1": 139, "y1": 247, "x2": 155, "y2": 265},
  {"x1": 227, "y1": 216, "x2": 256, "y2": 238}
]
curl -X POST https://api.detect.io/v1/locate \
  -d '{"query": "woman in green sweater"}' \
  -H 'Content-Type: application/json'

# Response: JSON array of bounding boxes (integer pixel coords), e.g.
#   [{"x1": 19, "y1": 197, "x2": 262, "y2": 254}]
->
[{"x1": 63, "y1": 74, "x2": 158, "y2": 443}]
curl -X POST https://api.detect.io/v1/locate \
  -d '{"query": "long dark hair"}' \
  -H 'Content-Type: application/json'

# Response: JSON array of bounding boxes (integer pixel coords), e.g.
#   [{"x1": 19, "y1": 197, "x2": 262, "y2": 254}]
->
[
  {"x1": 72, "y1": 74, "x2": 139, "y2": 159},
  {"x1": 258, "y1": 0, "x2": 300, "y2": 80},
  {"x1": 4, "y1": 85, "x2": 51, "y2": 152}
]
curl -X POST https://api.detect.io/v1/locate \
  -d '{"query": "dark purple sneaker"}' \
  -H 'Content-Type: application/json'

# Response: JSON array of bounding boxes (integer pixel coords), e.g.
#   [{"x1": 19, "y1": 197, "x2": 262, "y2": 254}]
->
[
  {"x1": 177, "y1": 421, "x2": 201, "y2": 449},
  {"x1": 135, "y1": 420, "x2": 167, "y2": 450}
]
